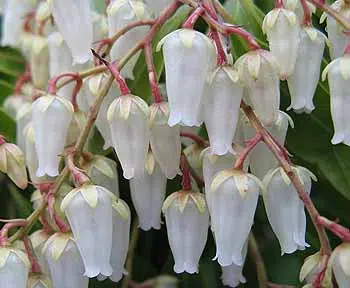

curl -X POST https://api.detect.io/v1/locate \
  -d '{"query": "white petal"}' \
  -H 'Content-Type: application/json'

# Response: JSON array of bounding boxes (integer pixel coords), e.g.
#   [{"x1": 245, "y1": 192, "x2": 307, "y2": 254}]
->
[
  {"x1": 0, "y1": 250, "x2": 29, "y2": 288},
  {"x1": 30, "y1": 36, "x2": 49, "y2": 90}
]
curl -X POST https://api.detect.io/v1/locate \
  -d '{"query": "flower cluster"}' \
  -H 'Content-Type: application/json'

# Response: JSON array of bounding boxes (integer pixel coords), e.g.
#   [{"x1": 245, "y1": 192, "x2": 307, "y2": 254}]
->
[{"x1": 0, "y1": 0, "x2": 350, "y2": 288}]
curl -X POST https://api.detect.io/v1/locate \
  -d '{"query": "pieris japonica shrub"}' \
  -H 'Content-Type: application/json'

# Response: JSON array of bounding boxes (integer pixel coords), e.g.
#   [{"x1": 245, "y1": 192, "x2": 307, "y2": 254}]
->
[{"x1": 1, "y1": 0, "x2": 350, "y2": 287}]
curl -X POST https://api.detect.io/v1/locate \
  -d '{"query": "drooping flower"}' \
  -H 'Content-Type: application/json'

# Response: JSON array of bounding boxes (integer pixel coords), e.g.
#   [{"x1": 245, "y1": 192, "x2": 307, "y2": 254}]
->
[
  {"x1": 287, "y1": 27, "x2": 326, "y2": 113},
  {"x1": 107, "y1": 94, "x2": 150, "y2": 179},
  {"x1": 0, "y1": 246, "x2": 30, "y2": 288},
  {"x1": 48, "y1": 0, "x2": 93, "y2": 64},
  {"x1": 330, "y1": 243, "x2": 350, "y2": 288},
  {"x1": 322, "y1": 55, "x2": 350, "y2": 145},
  {"x1": 107, "y1": 0, "x2": 151, "y2": 79},
  {"x1": 43, "y1": 233, "x2": 89, "y2": 288},
  {"x1": 3, "y1": 95, "x2": 28, "y2": 119},
  {"x1": 157, "y1": 28, "x2": 217, "y2": 126},
  {"x1": 163, "y1": 191, "x2": 209, "y2": 274},
  {"x1": 29, "y1": 229, "x2": 51, "y2": 276},
  {"x1": 30, "y1": 36, "x2": 49, "y2": 90},
  {"x1": 32, "y1": 94, "x2": 74, "y2": 177},
  {"x1": 130, "y1": 150, "x2": 167, "y2": 230},
  {"x1": 210, "y1": 169, "x2": 261, "y2": 266},
  {"x1": 262, "y1": 166, "x2": 316, "y2": 254},
  {"x1": 235, "y1": 49, "x2": 280, "y2": 126},
  {"x1": 15, "y1": 102, "x2": 32, "y2": 154},
  {"x1": 202, "y1": 66, "x2": 243, "y2": 155},
  {"x1": 320, "y1": 0, "x2": 350, "y2": 59},
  {"x1": 61, "y1": 184, "x2": 116, "y2": 278},
  {"x1": 262, "y1": 8, "x2": 300, "y2": 79},
  {"x1": 23, "y1": 122, "x2": 39, "y2": 183},
  {"x1": 149, "y1": 102, "x2": 181, "y2": 179}
]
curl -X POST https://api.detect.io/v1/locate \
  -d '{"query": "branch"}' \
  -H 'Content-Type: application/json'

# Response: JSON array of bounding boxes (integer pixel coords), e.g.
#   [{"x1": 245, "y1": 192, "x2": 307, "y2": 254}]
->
[{"x1": 248, "y1": 233, "x2": 268, "y2": 288}]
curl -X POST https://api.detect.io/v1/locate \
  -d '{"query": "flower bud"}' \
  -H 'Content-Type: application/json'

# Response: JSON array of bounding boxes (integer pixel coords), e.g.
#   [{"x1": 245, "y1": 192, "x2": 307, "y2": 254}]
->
[
  {"x1": 61, "y1": 184, "x2": 116, "y2": 278},
  {"x1": 43, "y1": 233, "x2": 89, "y2": 288},
  {"x1": 35, "y1": 1, "x2": 55, "y2": 36},
  {"x1": 262, "y1": 166, "x2": 316, "y2": 254},
  {"x1": 2, "y1": 0, "x2": 37, "y2": 47},
  {"x1": 83, "y1": 155, "x2": 120, "y2": 197},
  {"x1": 149, "y1": 102, "x2": 181, "y2": 179},
  {"x1": 162, "y1": 191, "x2": 209, "y2": 274},
  {"x1": 85, "y1": 73, "x2": 120, "y2": 150},
  {"x1": 16, "y1": 102, "x2": 32, "y2": 154},
  {"x1": 0, "y1": 142, "x2": 28, "y2": 189},
  {"x1": 203, "y1": 66, "x2": 243, "y2": 155},
  {"x1": 32, "y1": 94, "x2": 74, "y2": 177},
  {"x1": 27, "y1": 274, "x2": 52, "y2": 288},
  {"x1": 262, "y1": 8, "x2": 300, "y2": 79},
  {"x1": 30, "y1": 36, "x2": 49, "y2": 90},
  {"x1": 331, "y1": 243, "x2": 350, "y2": 288},
  {"x1": 242, "y1": 111, "x2": 293, "y2": 179},
  {"x1": 0, "y1": 246, "x2": 30, "y2": 288},
  {"x1": 144, "y1": 0, "x2": 172, "y2": 16},
  {"x1": 320, "y1": 0, "x2": 350, "y2": 59},
  {"x1": 29, "y1": 229, "x2": 51, "y2": 276},
  {"x1": 19, "y1": 33, "x2": 37, "y2": 60},
  {"x1": 210, "y1": 169, "x2": 261, "y2": 266},
  {"x1": 108, "y1": 199, "x2": 131, "y2": 282},
  {"x1": 287, "y1": 27, "x2": 326, "y2": 113},
  {"x1": 107, "y1": 94, "x2": 150, "y2": 179},
  {"x1": 130, "y1": 150, "x2": 167, "y2": 230},
  {"x1": 48, "y1": 0, "x2": 93, "y2": 64},
  {"x1": 235, "y1": 49, "x2": 280, "y2": 126},
  {"x1": 107, "y1": 0, "x2": 151, "y2": 79},
  {"x1": 3, "y1": 95, "x2": 28, "y2": 119},
  {"x1": 299, "y1": 252, "x2": 322, "y2": 284},
  {"x1": 157, "y1": 28, "x2": 217, "y2": 126},
  {"x1": 221, "y1": 242, "x2": 248, "y2": 287},
  {"x1": 283, "y1": 0, "x2": 316, "y2": 23},
  {"x1": 183, "y1": 143, "x2": 204, "y2": 178},
  {"x1": 322, "y1": 55, "x2": 350, "y2": 145}
]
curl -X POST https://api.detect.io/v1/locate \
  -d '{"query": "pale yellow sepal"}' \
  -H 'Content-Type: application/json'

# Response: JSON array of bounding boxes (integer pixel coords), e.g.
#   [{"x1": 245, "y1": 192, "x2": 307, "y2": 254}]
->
[
  {"x1": 304, "y1": 27, "x2": 318, "y2": 42},
  {"x1": 262, "y1": 9, "x2": 281, "y2": 34},
  {"x1": 132, "y1": 95, "x2": 150, "y2": 116},
  {"x1": 112, "y1": 199, "x2": 130, "y2": 220},
  {"x1": 281, "y1": 9, "x2": 297, "y2": 26},
  {"x1": 145, "y1": 150, "x2": 155, "y2": 175},
  {"x1": 210, "y1": 169, "x2": 235, "y2": 193},
  {"x1": 339, "y1": 56, "x2": 350, "y2": 80},
  {"x1": 32, "y1": 36, "x2": 48, "y2": 55},
  {"x1": 300, "y1": 252, "x2": 321, "y2": 282},
  {"x1": 42, "y1": 233, "x2": 73, "y2": 261},
  {"x1": 248, "y1": 53, "x2": 261, "y2": 80},
  {"x1": 234, "y1": 172, "x2": 249, "y2": 198},
  {"x1": 278, "y1": 111, "x2": 295, "y2": 129},
  {"x1": 179, "y1": 29, "x2": 196, "y2": 48},
  {"x1": 199, "y1": 147, "x2": 219, "y2": 165},
  {"x1": 30, "y1": 229, "x2": 50, "y2": 249},
  {"x1": 149, "y1": 102, "x2": 170, "y2": 126},
  {"x1": 337, "y1": 243, "x2": 350, "y2": 276},
  {"x1": 88, "y1": 74, "x2": 104, "y2": 96},
  {"x1": 320, "y1": 12, "x2": 327, "y2": 24},
  {"x1": 30, "y1": 190, "x2": 43, "y2": 203},
  {"x1": 208, "y1": 66, "x2": 240, "y2": 85},
  {"x1": 0, "y1": 247, "x2": 30, "y2": 269},
  {"x1": 36, "y1": 1, "x2": 51, "y2": 22},
  {"x1": 296, "y1": 166, "x2": 318, "y2": 182},
  {"x1": 93, "y1": 157, "x2": 115, "y2": 179},
  {"x1": 16, "y1": 103, "x2": 32, "y2": 121},
  {"x1": 190, "y1": 192, "x2": 207, "y2": 214},
  {"x1": 162, "y1": 191, "x2": 207, "y2": 214},
  {"x1": 27, "y1": 275, "x2": 52, "y2": 288},
  {"x1": 24, "y1": 123, "x2": 35, "y2": 143},
  {"x1": 37, "y1": 95, "x2": 55, "y2": 113}
]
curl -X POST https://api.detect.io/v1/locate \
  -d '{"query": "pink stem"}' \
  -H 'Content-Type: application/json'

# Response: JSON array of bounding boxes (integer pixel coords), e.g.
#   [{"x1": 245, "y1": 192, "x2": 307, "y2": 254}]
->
[
  {"x1": 224, "y1": 25, "x2": 260, "y2": 50},
  {"x1": 180, "y1": 132, "x2": 209, "y2": 147},
  {"x1": 46, "y1": 192, "x2": 70, "y2": 233},
  {"x1": 144, "y1": 43, "x2": 163, "y2": 103},
  {"x1": 345, "y1": 38, "x2": 350, "y2": 55},
  {"x1": 23, "y1": 236, "x2": 42, "y2": 273},
  {"x1": 301, "y1": 0, "x2": 312, "y2": 26},
  {"x1": 317, "y1": 216, "x2": 350, "y2": 241},
  {"x1": 234, "y1": 132, "x2": 263, "y2": 170},
  {"x1": 23, "y1": 11, "x2": 35, "y2": 33},
  {"x1": 91, "y1": 49, "x2": 131, "y2": 96},
  {"x1": 181, "y1": 155, "x2": 192, "y2": 191},
  {"x1": 48, "y1": 72, "x2": 81, "y2": 95},
  {"x1": 209, "y1": 28, "x2": 228, "y2": 65},
  {"x1": 312, "y1": 254, "x2": 329, "y2": 288},
  {"x1": 182, "y1": 7, "x2": 205, "y2": 29},
  {"x1": 14, "y1": 65, "x2": 31, "y2": 94},
  {"x1": 275, "y1": 0, "x2": 284, "y2": 8},
  {"x1": 0, "y1": 221, "x2": 27, "y2": 246},
  {"x1": 0, "y1": 135, "x2": 6, "y2": 145},
  {"x1": 71, "y1": 76, "x2": 83, "y2": 112},
  {"x1": 66, "y1": 152, "x2": 91, "y2": 187}
]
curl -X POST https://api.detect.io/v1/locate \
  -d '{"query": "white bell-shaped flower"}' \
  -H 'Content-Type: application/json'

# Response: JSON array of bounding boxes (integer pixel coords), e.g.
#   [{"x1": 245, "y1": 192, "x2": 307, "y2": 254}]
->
[
  {"x1": 107, "y1": 0, "x2": 151, "y2": 79},
  {"x1": 202, "y1": 66, "x2": 243, "y2": 155},
  {"x1": 24, "y1": 122, "x2": 39, "y2": 183},
  {"x1": 210, "y1": 169, "x2": 261, "y2": 266},
  {"x1": 283, "y1": 0, "x2": 316, "y2": 23},
  {"x1": 287, "y1": 27, "x2": 326, "y2": 113},
  {"x1": 243, "y1": 111, "x2": 293, "y2": 179},
  {"x1": 29, "y1": 229, "x2": 51, "y2": 276},
  {"x1": 162, "y1": 191, "x2": 209, "y2": 274},
  {"x1": 330, "y1": 243, "x2": 350, "y2": 288},
  {"x1": 27, "y1": 274, "x2": 52, "y2": 288},
  {"x1": 83, "y1": 155, "x2": 120, "y2": 197},
  {"x1": 3, "y1": 95, "x2": 28, "y2": 119},
  {"x1": 262, "y1": 166, "x2": 316, "y2": 254},
  {"x1": 130, "y1": 150, "x2": 167, "y2": 230},
  {"x1": 0, "y1": 246, "x2": 30, "y2": 288},
  {"x1": 107, "y1": 94, "x2": 150, "y2": 179},
  {"x1": 144, "y1": 0, "x2": 172, "y2": 16},
  {"x1": 108, "y1": 199, "x2": 131, "y2": 282},
  {"x1": 262, "y1": 8, "x2": 300, "y2": 79},
  {"x1": 16, "y1": 102, "x2": 32, "y2": 154},
  {"x1": 61, "y1": 184, "x2": 116, "y2": 278},
  {"x1": 43, "y1": 233, "x2": 89, "y2": 288},
  {"x1": 320, "y1": 0, "x2": 350, "y2": 59},
  {"x1": 157, "y1": 28, "x2": 217, "y2": 126},
  {"x1": 221, "y1": 242, "x2": 248, "y2": 287},
  {"x1": 30, "y1": 36, "x2": 49, "y2": 90},
  {"x1": 235, "y1": 49, "x2": 280, "y2": 126},
  {"x1": 149, "y1": 102, "x2": 181, "y2": 179},
  {"x1": 322, "y1": 55, "x2": 350, "y2": 145},
  {"x1": 85, "y1": 73, "x2": 119, "y2": 150},
  {"x1": 48, "y1": 0, "x2": 93, "y2": 64},
  {"x1": 2, "y1": 0, "x2": 37, "y2": 47},
  {"x1": 32, "y1": 94, "x2": 74, "y2": 177},
  {"x1": 48, "y1": 32, "x2": 75, "y2": 101}
]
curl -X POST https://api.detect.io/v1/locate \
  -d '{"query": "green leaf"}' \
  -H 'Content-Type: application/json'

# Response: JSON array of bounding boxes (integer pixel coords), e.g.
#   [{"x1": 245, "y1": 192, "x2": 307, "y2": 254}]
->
[
  {"x1": 0, "y1": 79, "x2": 14, "y2": 105},
  {"x1": 0, "y1": 108, "x2": 16, "y2": 142},
  {"x1": 0, "y1": 47, "x2": 25, "y2": 77},
  {"x1": 7, "y1": 184, "x2": 32, "y2": 218}
]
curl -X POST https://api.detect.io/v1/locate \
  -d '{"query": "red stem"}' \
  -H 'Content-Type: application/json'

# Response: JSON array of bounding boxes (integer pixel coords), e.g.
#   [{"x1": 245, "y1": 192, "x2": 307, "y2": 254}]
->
[
  {"x1": 312, "y1": 254, "x2": 329, "y2": 288},
  {"x1": 182, "y1": 7, "x2": 205, "y2": 29},
  {"x1": 345, "y1": 39, "x2": 350, "y2": 55},
  {"x1": 71, "y1": 76, "x2": 83, "y2": 112},
  {"x1": 91, "y1": 49, "x2": 131, "y2": 95},
  {"x1": 46, "y1": 192, "x2": 70, "y2": 233},
  {"x1": 0, "y1": 135, "x2": 6, "y2": 145},
  {"x1": 14, "y1": 65, "x2": 31, "y2": 94},
  {"x1": 23, "y1": 11, "x2": 35, "y2": 33},
  {"x1": 224, "y1": 25, "x2": 260, "y2": 50},
  {"x1": 48, "y1": 72, "x2": 81, "y2": 95},
  {"x1": 180, "y1": 132, "x2": 209, "y2": 147},
  {"x1": 301, "y1": 0, "x2": 312, "y2": 26},
  {"x1": 275, "y1": 0, "x2": 284, "y2": 8},
  {"x1": 23, "y1": 236, "x2": 42, "y2": 273},
  {"x1": 66, "y1": 152, "x2": 91, "y2": 187},
  {"x1": 39, "y1": 215, "x2": 53, "y2": 234},
  {"x1": 0, "y1": 221, "x2": 27, "y2": 246},
  {"x1": 180, "y1": 155, "x2": 192, "y2": 191},
  {"x1": 144, "y1": 43, "x2": 163, "y2": 103},
  {"x1": 234, "y1": 132, "x2": 263, "y2": 170},
  {"x1": 317, "y1": 216, "x2": 350, "y2": 241},
  {"x1": 209, "y1": 28, "x2": 228, "y2": 65}
]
